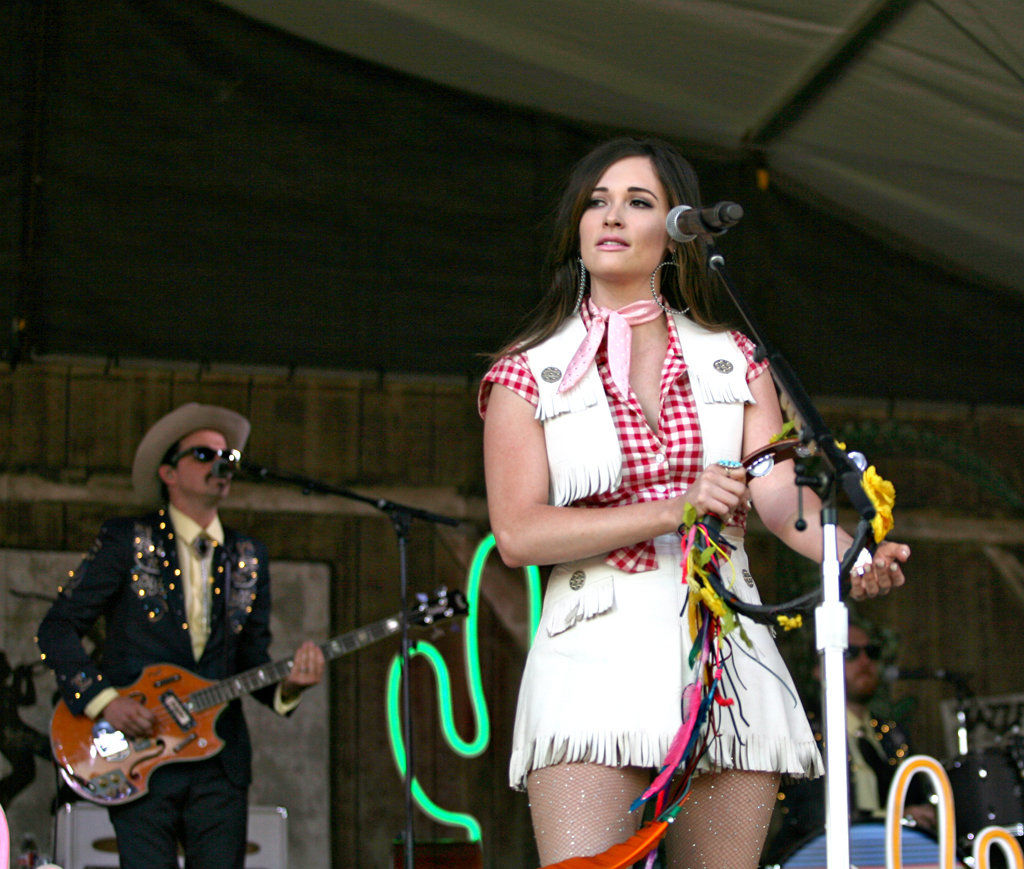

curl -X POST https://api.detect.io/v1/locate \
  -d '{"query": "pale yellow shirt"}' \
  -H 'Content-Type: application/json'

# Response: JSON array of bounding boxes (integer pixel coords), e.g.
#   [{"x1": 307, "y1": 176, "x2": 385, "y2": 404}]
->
[
  {"x1": 167, "y1": 503, "x2": 223, "y2": 661},
  {"x1": 847, "y1": 706, "x2": 885, "y2": 816}
]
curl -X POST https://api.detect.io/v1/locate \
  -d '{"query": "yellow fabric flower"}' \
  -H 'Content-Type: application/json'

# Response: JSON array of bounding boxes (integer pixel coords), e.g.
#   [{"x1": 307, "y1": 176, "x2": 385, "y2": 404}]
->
[
  {"x1": 776, "y1": 614, "x2": 803, "y2": 631},
  {"x1": 769, "y1": 420, "x2": 797, "y2": 443},
  {"x1": 699, "y1": 584, "x2": 727, "y2": 619},
  {"x1": 863, "y1": 465, "x2": 896, "y2": 542}
]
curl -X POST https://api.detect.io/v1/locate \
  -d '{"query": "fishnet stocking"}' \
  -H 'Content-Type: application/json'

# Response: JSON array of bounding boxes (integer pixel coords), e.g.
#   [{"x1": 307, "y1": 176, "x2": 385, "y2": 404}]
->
[
  {"x1": 526, "y1": 763, "x2": 650, "y2": 865},
  {"x1": 663, "y1": 769, "x2": 780, "y2": 868},
  {"x1": 526, "y1": 764, "x2": 778, "y2": 868}
]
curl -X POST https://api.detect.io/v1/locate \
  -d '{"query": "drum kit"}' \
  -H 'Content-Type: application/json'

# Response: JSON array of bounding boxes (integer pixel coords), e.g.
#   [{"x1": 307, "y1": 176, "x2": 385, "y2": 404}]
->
[
  {"x1": 945, "y1": 739, "x2": 1024, "y2": 867},
  {"x1": 767, "y1": 709, "x2": 1024, "y2": 868}
]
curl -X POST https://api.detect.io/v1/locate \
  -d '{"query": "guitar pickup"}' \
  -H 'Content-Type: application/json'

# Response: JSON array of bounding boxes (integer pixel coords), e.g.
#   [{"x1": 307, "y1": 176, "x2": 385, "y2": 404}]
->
[{"x1": 161, "y1": 691, "x2": 195, "y2": 731}]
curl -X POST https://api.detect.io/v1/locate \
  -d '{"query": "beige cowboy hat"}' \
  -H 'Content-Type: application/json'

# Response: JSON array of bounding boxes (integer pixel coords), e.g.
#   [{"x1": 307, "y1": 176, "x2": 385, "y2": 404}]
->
[{"x1": 131, "y1": 403, "x2": 251, "y2": 504}]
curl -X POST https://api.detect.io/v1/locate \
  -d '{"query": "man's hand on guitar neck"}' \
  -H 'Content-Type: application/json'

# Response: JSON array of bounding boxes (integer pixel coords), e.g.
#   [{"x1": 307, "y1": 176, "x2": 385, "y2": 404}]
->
[
  {"x1": 280, "y1": 640, "x2": 326, "y2": 703},
  {"x1": 101, "y1": 695, "x2": 158, "y2": 739}
]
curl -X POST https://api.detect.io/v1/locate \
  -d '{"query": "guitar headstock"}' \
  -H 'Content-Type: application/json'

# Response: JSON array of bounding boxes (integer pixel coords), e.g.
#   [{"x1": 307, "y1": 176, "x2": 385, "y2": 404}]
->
[{"x1": 409, "y1": 586, "x2": 469, "y2": 628}]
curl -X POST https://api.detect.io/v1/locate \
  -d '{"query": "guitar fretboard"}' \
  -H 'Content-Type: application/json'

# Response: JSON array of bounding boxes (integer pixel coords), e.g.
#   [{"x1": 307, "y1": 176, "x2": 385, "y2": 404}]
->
[{"x1": 187, "y1": 612, "x2": 405, "y2": 711}]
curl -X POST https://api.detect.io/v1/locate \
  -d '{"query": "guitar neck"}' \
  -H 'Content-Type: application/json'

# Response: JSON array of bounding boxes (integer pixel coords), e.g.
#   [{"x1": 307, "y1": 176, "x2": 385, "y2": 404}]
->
[{"x1": 188, "y1": 611, "x2": 407, "y2": 710}]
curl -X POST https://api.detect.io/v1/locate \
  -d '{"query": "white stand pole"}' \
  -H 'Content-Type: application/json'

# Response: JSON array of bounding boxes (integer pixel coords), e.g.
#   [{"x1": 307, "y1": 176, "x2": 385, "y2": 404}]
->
[{"x1": 816, "y1": 513, "x2": 852, "y2": 869}]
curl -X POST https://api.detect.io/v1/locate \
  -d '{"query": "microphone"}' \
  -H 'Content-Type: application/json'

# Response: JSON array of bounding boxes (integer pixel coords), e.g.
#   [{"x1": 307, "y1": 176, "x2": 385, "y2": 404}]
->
[
  {"x1": 883, "y1": 665, "x2": 972, "y2": 686},
  {"x1": 237, "y1": 457, "x2": 270, "y2": 480},
  {"x1": 210, "y1": 458, "x2": 237, "y2": 479},
  {"x1": 666, "y1": 202, "x2": 744, "y2": 242}
]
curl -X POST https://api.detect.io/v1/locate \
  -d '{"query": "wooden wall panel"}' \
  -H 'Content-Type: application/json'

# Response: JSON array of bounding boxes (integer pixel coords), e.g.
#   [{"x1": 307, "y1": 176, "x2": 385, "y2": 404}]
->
[
  {"x1": 432, "y1": 383, "x2": 486, "y2": 493},
  {"x1": 6, "y1": 365, "x2": 69, "y2": 469},
  {"x1": 976, "y1": 405, "x2": 1024, "y2": 496},
  {"x1": 0, "y1": 501, "x2": 64, "y2": 550},
  {"x1": 64, "y1": 366, "x2": 173, "y2": 471}
]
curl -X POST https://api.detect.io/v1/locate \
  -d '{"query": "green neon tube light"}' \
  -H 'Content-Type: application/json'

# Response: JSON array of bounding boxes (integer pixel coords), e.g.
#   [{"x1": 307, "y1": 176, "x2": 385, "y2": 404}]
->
[{"x1": 385, "y1": 533, "x2": 542, "y2": 841}]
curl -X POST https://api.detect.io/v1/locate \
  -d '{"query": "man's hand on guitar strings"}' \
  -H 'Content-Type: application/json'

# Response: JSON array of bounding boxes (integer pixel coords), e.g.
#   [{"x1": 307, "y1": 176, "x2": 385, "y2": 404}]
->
[{"x1": 101, "y1": 695, "x2": 157, "y2": 739}]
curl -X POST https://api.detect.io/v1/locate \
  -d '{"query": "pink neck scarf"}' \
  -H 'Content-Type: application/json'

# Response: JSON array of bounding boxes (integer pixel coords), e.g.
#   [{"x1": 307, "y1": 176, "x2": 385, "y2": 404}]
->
[{"x1": 558, "y1": 298, "x2": 664, "y2": 397}]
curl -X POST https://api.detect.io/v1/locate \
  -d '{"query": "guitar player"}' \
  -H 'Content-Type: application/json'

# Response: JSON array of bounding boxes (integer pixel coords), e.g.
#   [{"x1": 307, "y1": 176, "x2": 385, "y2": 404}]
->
[{"x1": 36, "y1": 403, "x2": 325, "y2": 868}]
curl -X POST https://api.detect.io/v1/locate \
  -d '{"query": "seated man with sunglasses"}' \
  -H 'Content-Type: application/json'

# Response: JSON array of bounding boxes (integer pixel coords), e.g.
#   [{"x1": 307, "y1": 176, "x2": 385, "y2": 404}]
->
[
  {"x1": 841, "y1": 623, "x2": 934, "y2": 829},
  {"x1": 764, "y1": 621, "x2": 935, "y2": 863},
  {"x1": 37, "y1": 402, "x2": 325, "y2": 869}
]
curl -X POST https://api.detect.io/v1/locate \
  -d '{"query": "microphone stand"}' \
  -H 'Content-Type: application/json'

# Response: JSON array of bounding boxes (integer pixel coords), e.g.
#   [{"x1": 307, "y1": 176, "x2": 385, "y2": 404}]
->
[
  {"x1": 237, "y1": 459, "x2": 460, "y2": 869},
  {"x1": 702, "y1": 241, "x2": 877, "y2": 869},
  {"x1": 946, "y1": 672, "x2": 975, "y2": 757}
]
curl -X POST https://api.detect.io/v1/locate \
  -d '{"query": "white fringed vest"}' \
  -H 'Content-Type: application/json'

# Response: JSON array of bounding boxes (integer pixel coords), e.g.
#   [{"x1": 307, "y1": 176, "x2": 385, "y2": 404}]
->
[{"x1": 524, "y1": 312, "x2": 756, "y2": 506}]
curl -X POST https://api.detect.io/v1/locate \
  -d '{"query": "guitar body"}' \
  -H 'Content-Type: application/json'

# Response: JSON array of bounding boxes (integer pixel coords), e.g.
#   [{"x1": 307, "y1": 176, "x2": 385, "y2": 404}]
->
[
  {"x1": 49, "y1": 586, "x2": 468, "y2": 806},
  {"x1": 50, "y1": 663, "x2": 226, "y2": 805}
]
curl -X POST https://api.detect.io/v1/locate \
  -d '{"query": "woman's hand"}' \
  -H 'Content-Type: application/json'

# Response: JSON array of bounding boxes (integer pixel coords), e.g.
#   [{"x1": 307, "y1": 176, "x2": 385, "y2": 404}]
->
[
  {"x1": 849, "y1": 541, "x2": 910, "y2": 599},
  {"x1": 681, "y1": 463, "x2": 749, "y2": 525}
]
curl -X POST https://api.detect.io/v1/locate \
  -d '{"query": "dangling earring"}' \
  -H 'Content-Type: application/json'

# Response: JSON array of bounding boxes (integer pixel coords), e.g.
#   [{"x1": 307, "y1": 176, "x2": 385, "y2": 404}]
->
[
  {"x1": 573, "y1": 257, "x2": 587, "y2": 314},
  {"x1": 650, "y1": 260, "x2": 689, "y2": 315}
]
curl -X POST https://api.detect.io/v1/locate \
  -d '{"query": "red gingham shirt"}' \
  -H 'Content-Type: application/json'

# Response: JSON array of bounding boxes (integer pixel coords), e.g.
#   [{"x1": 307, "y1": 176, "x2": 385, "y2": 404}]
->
[{"x1": 479, "y1": 306, "x2": 769, "y2": 572}]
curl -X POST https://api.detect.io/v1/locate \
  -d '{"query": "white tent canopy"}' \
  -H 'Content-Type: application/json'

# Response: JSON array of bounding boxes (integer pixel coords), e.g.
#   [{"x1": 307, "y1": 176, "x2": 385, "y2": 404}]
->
[{"x1": 219, "y1": 0, "x2": 1024, "y2": 291}]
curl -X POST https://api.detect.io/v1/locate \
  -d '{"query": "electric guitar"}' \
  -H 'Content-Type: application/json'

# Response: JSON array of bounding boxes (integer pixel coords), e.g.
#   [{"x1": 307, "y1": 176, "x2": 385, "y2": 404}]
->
[{"x1": 49, "y1": 587, "x2": 468, "y2": 805}]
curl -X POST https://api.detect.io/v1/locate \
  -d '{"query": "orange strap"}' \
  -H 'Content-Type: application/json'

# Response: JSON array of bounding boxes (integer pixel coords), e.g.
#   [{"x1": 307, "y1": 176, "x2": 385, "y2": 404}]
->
[{"x1": 538, "y1": 820, "x2": 670, "y2": 869}]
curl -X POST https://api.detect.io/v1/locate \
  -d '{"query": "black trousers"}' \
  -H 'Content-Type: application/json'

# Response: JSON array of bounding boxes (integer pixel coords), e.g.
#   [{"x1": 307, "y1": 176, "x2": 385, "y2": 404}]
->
[{"x1": 107, "y1": 758, "x2": 248, "y2": 869}]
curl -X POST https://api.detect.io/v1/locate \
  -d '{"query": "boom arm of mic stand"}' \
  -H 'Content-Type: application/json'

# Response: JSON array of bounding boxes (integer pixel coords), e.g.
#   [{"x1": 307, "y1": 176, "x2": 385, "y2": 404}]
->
[{"x1": 238, "y1": 459, "x2": 460, "y2": 527}]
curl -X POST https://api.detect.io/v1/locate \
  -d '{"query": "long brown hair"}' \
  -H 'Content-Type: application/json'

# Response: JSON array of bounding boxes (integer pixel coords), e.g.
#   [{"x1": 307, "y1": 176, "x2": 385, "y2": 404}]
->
[{"x1": 493, "y1": 137, "x2": 726, "y2": 360}]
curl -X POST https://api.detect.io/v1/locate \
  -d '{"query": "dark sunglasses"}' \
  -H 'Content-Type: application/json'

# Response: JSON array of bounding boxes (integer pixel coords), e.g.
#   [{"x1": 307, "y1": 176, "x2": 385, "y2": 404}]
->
[
  {"x1": 168, "y1": 446, "x2": 241, "y2": 467},
  {"x1": 844, "y1": 643, "x2": 882, "y2": 661}
]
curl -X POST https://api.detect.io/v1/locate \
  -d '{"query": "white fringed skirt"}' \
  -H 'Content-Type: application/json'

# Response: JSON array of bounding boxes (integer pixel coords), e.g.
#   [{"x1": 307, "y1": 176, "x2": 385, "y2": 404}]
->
[{"x1": 509, "y1": 531, "x2": 823, "y2": 791}]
